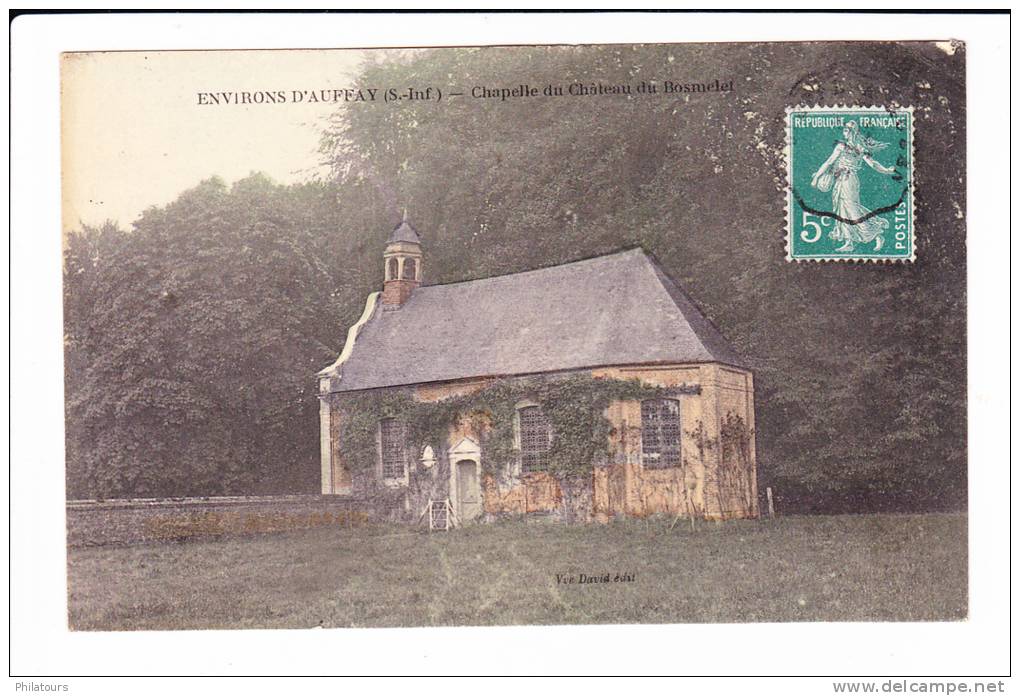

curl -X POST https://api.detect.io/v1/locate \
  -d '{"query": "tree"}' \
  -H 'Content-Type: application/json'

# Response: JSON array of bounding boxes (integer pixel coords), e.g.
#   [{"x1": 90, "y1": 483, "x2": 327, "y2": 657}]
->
[{"x1": 64, "y1": 175, "x2": 387, "y2": 497}]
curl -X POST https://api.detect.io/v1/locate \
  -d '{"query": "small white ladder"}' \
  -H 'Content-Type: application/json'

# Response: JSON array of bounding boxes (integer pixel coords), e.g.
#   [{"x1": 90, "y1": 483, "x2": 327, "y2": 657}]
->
[{"x1": 418, "y1": 498, "x2": 458, "y2": 531}]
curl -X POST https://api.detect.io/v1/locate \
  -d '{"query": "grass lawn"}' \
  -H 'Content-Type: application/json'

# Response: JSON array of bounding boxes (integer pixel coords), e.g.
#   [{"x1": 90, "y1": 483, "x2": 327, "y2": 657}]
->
[{"x1": 67, "y1": 513, "x2": 966, "y2": 630}]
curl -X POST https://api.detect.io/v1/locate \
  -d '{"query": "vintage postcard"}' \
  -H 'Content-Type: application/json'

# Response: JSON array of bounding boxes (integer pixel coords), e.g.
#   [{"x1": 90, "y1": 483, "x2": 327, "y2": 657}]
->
[{"x1": 60, "y1": 40, "x2": 967, "y2": 633}]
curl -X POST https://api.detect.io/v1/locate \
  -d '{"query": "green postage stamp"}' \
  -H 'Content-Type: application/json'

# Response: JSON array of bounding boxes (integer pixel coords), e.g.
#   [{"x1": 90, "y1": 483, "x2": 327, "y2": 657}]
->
[{"x1": 786, "y1": 105, "x2": 915, "y2": 262}]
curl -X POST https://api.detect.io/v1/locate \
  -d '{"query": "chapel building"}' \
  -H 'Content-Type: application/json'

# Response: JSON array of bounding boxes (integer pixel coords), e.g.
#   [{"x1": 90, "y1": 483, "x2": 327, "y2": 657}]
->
[{"x1": 316, "y1": 218, "x2": 759, "y2": 523}]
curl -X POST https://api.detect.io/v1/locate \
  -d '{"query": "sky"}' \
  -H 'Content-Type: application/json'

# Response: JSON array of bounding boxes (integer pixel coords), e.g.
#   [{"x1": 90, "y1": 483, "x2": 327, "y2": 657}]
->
[{"x1": 61, "y1": 49, "x2": 366, "y2": 230}]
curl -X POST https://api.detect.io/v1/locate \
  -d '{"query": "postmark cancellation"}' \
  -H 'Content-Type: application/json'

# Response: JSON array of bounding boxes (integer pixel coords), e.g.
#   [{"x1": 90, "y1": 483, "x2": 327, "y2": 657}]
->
[{"x1": 786, "y1": 105, "x2": 915, "y2": 262}]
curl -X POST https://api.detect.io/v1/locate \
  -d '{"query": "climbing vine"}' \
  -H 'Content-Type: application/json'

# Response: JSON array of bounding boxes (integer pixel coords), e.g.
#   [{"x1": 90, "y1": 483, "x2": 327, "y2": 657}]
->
[
  {"x1": 718, "y1": 412, "x2": 756, "y2": 514},
  {"x1": 331, "y1": 374, "x2": 697, "y2": 478}
]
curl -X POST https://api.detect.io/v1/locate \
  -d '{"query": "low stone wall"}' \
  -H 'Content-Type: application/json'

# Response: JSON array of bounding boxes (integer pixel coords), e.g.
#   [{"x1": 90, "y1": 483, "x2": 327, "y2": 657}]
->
[{"x1": 66, "y1": 495, "x2": 374, "y2": 548}]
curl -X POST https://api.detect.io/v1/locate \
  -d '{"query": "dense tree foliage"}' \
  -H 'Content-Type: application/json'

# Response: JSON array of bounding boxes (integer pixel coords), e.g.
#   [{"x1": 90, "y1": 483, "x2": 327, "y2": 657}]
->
[
  {"x1": 65, "y1": 43, "x2": 966, "y2": 511},
  {"x1": 65, "y1": 175, "x2": 389, "y2": 497}
]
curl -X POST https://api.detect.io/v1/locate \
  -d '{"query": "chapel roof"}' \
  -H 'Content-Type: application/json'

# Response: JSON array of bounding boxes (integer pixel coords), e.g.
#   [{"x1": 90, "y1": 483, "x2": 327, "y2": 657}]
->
[{"x1": 324, "y1": 247, "x2": 747, "y2": 393}]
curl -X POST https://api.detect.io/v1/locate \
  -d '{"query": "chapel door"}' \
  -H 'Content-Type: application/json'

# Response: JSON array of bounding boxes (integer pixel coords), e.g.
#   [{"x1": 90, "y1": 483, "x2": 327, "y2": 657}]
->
[{"x1": 456, "y1": 460, "x2": 482, "y2": 522}]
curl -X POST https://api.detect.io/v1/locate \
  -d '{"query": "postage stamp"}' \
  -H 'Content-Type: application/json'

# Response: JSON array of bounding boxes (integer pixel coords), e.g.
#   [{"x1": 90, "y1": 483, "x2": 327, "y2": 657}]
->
[{"x1": 786, "y1": 105, "x2": 915, "y2": 262}]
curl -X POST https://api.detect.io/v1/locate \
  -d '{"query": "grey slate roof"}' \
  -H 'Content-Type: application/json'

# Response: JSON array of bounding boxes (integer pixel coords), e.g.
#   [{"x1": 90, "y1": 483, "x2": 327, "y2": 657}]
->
[
  {"x1": 388, "y1": 220, "x2": 421, "y2": 245},
  {"x1": 329, "y1": 248, "x2": 746, "y2": 392}
]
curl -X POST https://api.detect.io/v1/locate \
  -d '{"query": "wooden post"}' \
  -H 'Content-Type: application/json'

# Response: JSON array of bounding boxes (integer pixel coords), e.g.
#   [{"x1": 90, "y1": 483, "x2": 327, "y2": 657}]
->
[
  {"x1": 766, "y1": 487, "x2": 775, "y2": 518},
  {"x1": 445, "y1": 498, "x2": 455, "y2": 531},
  {"x1": 419, "y1": 498, "x2": 433, "y2": 531}
]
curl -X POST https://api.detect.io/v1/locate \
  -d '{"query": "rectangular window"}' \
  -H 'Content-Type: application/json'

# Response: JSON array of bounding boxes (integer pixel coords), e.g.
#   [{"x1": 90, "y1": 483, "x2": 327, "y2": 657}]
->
[
  {"x1": 379, "y1": 418, "x2": 407, "y2": 481},
  {"x1": 641, "y1": 399, "x2": 682, "y2": 469},
  {"x1": 518, "y1": 405, "x2": 552, "y2": 473}
]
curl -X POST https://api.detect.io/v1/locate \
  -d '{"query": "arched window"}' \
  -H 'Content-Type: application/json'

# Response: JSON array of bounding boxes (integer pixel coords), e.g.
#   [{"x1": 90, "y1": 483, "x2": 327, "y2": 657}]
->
[
  {"x1": 517, "y1": 405, "x2": 552, "y2": 473},
  {"x1": 641, "y1": 399, "x2": 682, "y2": 469},
  {"x1": 386, "y1": 257, "x2": 399, "y2": 281},
  {"x1": 379, "y1": 418, "x2": 407, "y2": 481},
  {"x1": 402, "y1": 257, "x2": 417, "y2": 280}
]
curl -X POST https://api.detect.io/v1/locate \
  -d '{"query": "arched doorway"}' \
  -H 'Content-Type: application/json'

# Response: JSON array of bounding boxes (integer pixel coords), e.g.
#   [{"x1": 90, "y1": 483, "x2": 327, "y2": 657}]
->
[
  {"x1": 448, "y1": 437, "x2": 482, "y2": 523},
  {"x1": 455, "y1": 460, "x2": 482, "y2": 522}
]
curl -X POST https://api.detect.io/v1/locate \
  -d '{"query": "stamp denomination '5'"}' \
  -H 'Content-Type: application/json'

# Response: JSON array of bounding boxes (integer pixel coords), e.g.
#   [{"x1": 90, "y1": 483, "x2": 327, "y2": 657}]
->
[{"x1": 786, "y1": 106, "x2": 915, "y2": 262}]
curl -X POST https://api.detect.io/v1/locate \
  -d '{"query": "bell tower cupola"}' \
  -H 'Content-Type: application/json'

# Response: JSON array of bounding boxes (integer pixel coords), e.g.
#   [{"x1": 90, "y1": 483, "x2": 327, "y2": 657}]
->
[{"x1": 382, "y1": 210, "x2": 422, "y2": 308}]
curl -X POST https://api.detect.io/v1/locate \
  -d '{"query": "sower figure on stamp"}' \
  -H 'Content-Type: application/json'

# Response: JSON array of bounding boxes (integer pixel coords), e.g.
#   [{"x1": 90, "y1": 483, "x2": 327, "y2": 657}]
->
[{"x1": 811, "y1": 121, "x2": 897, "y2": 252}]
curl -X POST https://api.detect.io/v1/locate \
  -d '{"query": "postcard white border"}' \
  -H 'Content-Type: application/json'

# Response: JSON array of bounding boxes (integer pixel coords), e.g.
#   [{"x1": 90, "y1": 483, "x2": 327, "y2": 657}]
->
[{"x1": 9, "y1": 10, "x2": 1012, "y2": 687}]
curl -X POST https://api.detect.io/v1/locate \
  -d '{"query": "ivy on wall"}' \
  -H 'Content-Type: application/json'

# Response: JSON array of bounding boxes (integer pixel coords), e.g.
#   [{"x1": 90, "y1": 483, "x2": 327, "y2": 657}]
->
[{"x1": 331, "y1": 374, "x2": 699, "y2": 478}]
